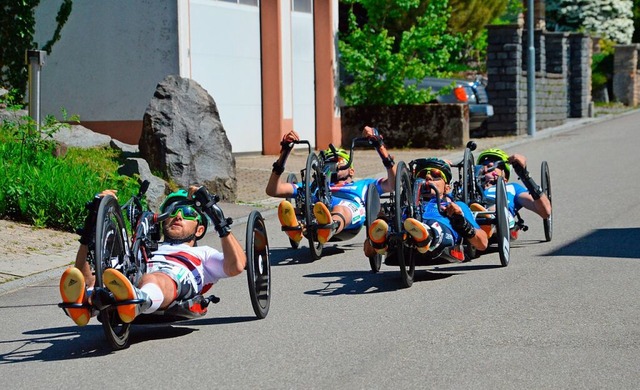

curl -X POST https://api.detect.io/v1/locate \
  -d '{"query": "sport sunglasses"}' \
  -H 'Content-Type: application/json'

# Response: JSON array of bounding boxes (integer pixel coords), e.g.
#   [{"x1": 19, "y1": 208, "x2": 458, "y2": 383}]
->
[
  {"x1": 168, "y1": 204, "x2": 202, "y2": 222},
  {"x1": 417, "y1": 167, "x2": 447, "y2": 183}
]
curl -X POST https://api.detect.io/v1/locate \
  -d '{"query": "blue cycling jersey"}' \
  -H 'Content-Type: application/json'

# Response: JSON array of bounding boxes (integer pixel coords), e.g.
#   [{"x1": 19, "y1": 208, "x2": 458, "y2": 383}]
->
[
  {"x1": 482, "y1": 182, "x2": 527, "y2": 216},
  {"x1": 420, "y1": 197, "x2": 480, "y2": 244},
  {"x1": 293, "y1": 178, "x2": 384, "y2": 231}
]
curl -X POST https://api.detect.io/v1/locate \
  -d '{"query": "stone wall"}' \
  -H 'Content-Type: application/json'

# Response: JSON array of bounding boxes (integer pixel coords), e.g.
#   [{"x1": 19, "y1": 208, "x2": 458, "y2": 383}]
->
[
  {"x1": 341, "y1": 104, "x2": 468, "y2": 149},
  {"x1": 485, "y1": 25, "x2": 592, "y2": 136}
]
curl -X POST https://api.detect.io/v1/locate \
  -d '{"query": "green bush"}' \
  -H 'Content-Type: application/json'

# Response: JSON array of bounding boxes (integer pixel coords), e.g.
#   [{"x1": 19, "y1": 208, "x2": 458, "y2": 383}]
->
[{"x1": 0, "y1": 96, "x2": 140, "y2": 232}]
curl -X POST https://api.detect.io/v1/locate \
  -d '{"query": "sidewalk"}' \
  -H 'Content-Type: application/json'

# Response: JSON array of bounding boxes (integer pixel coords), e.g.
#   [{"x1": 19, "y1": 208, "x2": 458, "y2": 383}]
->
[{"x1": 0, "y1": 111, "x2": 634, "y2": 295}]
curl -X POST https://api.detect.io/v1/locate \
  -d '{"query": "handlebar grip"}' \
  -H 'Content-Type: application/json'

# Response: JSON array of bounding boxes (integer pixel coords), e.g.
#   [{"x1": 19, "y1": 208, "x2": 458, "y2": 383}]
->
[{"x1": 139, "y1": 180, "x2": 150, "y2": 196}]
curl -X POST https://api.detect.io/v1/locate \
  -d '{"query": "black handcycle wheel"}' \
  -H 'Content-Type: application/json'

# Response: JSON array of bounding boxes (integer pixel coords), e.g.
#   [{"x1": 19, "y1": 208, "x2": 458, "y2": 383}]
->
[
  {"x1": 304, "y1": 152, "x2": 323, "y2": 260},
  {"x1": 95, "y1": 195, "x2": 133, "y2": 350},
  {"x1": 245, "y1": 210, "x2": 271, "y2": 319},
  {"x1": 394, "y1": 161, "x2": 415, "y2": 288},
  {"x1": 462, "y1": 146, "x2": 475, "y2": 204},
  {"x1": 541, "y1": 161, "x2": 553, "y2": 242},
  {"x1": 495, "y1": 178, "x2": 511, "y2": 267},
  {"x1": 365, "y1": 182, "x2": 382, "y2": 273},
  {"x1": 285, "y1": 172, "x2": 300, "y2": 249}
]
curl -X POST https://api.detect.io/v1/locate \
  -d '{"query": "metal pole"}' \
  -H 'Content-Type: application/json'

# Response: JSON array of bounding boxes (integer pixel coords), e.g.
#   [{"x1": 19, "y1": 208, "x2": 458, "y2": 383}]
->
[
  {"x1": 527, "y1": 0, "x2": 536, "y2": 136},
  {"x1": 26, "y1": 50, "x2": 46, "y2": 133}
]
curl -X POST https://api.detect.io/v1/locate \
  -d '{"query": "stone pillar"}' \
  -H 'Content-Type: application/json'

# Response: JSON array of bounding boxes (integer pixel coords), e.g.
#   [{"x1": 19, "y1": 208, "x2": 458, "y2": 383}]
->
[
  {"x1": 486, "y1": 25, "x2": 524, "y2": 136},
  {"x1": 568, "y1": 33, "x2": 592, "y2": 118},
  {"x1": 613, "y1": 44, "x2": 640, "y2": 106}
]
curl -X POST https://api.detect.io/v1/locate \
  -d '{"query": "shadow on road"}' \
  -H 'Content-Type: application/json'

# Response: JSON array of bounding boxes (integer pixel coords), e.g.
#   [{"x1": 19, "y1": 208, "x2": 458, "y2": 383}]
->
[{"x1": 543, "y1": 227, "x2": 640, "y2": 259}]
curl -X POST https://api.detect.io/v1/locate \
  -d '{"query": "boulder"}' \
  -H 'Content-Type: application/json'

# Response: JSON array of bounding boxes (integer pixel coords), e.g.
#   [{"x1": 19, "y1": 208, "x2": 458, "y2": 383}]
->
[
  {"x1": 118, "y1": 158, "x2": 167, "y2": 211},
  {"x1": 52, "y1": 124, "x2": 112, "y2": 148},
  {"x1": 139, "y1": 75, "x2": 237, "y2": 201}
]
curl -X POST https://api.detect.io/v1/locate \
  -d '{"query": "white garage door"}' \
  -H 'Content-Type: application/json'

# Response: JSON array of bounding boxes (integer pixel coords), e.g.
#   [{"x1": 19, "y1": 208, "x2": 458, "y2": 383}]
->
[{"x1": 185, "y1": 0, "x2": 262, "y2": 154}]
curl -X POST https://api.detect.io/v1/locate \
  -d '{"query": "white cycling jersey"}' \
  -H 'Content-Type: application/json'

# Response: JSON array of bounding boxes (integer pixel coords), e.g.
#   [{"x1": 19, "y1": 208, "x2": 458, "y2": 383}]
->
[{"x1": 147, "y1": 243, "x2": 228, "y2": 300}]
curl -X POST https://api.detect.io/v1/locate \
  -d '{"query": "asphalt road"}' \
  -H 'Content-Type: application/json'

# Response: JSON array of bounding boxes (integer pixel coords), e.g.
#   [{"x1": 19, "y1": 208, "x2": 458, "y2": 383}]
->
[{"x1": 1, "y1": 112, "x2": 639, "y2": 389}]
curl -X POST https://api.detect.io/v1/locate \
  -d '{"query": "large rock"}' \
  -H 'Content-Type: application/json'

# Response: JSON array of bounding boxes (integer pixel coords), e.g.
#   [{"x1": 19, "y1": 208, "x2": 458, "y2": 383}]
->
[{"x1": 139, "y1": 75, "x2": 237, "y2": 201}]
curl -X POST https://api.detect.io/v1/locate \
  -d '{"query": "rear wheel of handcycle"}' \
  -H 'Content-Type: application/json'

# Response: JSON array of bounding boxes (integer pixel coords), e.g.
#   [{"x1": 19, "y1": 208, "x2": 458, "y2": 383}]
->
[
  {"x1": 365, "y1": 182, "x2": 382, "y2": 273},
  {"x1": 285, "y1": 173, "x2": 300, "y2": 249},
  {"x1": 304, "y1": 152, "x2": 324, "y2": 260},
  {"x1": 495, "y1": 178, "x2": 511, "y2": 267},
  {"x1": 94, "y1": 195, "x2": 132, "y2": 350},
  {"x1": 541, "y1": 161, "x2": 553, "y2": 242},
  {"x1": 245, "y1": 210, "x2": 271, "y2": 319},
  {"x1": 394, "y1": 161, "x2": 415, "y2": 288}
]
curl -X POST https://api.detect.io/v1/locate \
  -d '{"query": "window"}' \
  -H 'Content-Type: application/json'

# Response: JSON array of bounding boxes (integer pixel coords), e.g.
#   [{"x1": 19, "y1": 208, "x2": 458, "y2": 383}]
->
[
  {"x1": 292, "y1": 0, "x2": 312, "y2": 13},
  {"x1": 215, "y1": 0, "x2": 259, "y2": 6}
]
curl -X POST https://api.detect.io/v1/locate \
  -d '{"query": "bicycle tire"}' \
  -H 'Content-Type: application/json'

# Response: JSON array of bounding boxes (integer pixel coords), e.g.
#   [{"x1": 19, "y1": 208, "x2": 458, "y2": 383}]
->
[
  {"x1": 246, "y1": 210, "x2": 271, "y2": 319},
  {"x1": 395, "y1": 161, "x2": 415, "y2": 288},
  {"x1": 285, "y1": 173, "x2": 300, "y2": 249},
  {"x1": 365, "y1": 182, "x2": 382, "y2": 273},
  {"x1": 495, "y1": 178, "x2": 511, "y2": 267},
  {"x1": 304, "y1": 152, "x2": 323, "y2": 260},
  {"x1": 541, "y1": 161, "x2": 553, "y2": 242},
  {"x1": 95, "y1": 195, "x2": 133, "y2": 350}
]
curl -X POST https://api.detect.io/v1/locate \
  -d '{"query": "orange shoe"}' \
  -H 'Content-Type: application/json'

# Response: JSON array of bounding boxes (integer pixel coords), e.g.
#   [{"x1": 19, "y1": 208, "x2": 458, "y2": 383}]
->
[
  {"x1": 59, "y1": 267, "x2": 91, "y2": 326},
  {"x1": 278, "y1": 201, "x2": 302, "y2": 243},
  {"x1": 403, "y1": 218, "x2": 431, "y2": 254},
  {"x1": 313, "y1": 202, "x2": 334, "y2": 244},
  {"x1": 103, "y1": 269, "x2": 148, "y2": 323},
  {"x1": 368, "y1": 219, "x2": 388, "y2": 255}
]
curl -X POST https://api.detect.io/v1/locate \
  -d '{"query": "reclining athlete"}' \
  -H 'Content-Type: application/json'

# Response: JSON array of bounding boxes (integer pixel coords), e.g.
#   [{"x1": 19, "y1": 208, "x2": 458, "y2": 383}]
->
[
  {"x1": 364, "y1": 158, "x2": 488, "y2": 261},
  {"x1": 265, "y1": 126, "x2": 396, "y2": 245},
  {"x1": 474, "y1": 148, "x2": 552, "y2": 237},
  {"x1": 59, "y1": 187, "x2": 246, "y2": 326}
]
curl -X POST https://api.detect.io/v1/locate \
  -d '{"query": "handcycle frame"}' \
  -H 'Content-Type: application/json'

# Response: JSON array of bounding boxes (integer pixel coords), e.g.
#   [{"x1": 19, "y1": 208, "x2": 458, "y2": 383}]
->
[
  {"x1": 283, "y1": 136, "x2": 385, "y2": 260},
  {"x1": 59, "y1": 181, "x2": 271, "y2": 350}
]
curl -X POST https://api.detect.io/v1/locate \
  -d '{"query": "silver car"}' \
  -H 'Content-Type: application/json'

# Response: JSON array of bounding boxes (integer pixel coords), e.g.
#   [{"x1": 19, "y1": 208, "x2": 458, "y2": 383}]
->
[{"x1": 412, "y1": 76, "x2": 494, "y2": 134}]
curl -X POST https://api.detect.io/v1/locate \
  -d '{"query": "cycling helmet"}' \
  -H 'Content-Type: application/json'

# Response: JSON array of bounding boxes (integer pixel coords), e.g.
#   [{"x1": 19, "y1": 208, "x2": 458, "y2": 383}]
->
[
  {"x1": 322, "y1": 147, "x2": 350, "y2": 165},
  {"x1": 411, "y1": 158, "x2": 452, "y2": 184},
  {"x1": 477, "y1": 148, "x2": 511, "y2": 179},
  {"x1": 160, "y1": 189, "x2": 208, "y2": 240}
]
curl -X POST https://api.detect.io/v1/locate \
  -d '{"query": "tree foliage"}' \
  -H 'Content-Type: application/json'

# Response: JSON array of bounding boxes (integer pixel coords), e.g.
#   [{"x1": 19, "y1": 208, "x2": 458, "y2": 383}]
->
[
  {"x1": 448, "y1": 0, "x2": 509, "y2": 39},
  {"x1": 546, "y1": 0, "x2": 634, "y2": 44},
  {"x1": 339, "y1": 0, "x2": 469, "y2": 106},
  {"x1": 0, "y1": 0, "x2": 73, "y2": 102}
]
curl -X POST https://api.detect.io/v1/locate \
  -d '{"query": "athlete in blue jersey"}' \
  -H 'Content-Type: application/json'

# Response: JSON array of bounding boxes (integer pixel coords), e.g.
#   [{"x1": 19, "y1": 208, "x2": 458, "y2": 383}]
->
[
  {"x1": 474, "y1": 149, "x2": 551, "y2": 238},
  {"x1": 266, "y1": 126, "x2": 396, "y2": 244},
  {"x1": 364, "y1": 158, "x2": 488, "y2": 262}
]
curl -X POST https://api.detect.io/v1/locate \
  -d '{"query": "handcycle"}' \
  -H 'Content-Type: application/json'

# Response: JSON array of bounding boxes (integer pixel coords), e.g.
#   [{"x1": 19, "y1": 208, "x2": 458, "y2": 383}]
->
[
  {"x1": 282, "y1": 135, "x2": 387, "y2": 260},
  {"x1": 365, "y1": 159, "x2": 480, "y2": 288},
  {"x1": 59, "y1": 181, "x2": 271, "y2": 350},
  {"x1": 451, "y1": 141, "x2": 553, "y2": 266}
]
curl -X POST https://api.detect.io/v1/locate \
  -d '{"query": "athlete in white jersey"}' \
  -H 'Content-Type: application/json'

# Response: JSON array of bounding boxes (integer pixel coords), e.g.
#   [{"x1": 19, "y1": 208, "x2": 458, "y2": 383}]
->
[{"x1": 59, "y1": 187, "x2": 246, "y2": 326}]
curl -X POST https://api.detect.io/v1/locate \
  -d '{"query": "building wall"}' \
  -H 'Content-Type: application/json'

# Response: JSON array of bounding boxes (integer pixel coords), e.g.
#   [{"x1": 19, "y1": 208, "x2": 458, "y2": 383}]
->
[
  {"x1": 35, "y1": 0, "x2": 341, "y2": 154},
  {"x1": 34, "y1": 0, "x2": 180, "y2": 144}
]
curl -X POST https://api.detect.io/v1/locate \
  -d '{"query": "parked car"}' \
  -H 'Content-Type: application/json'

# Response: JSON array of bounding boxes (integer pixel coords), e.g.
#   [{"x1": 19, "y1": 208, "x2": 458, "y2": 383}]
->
[{"x1": 410, "y1": 76, "x2": 494, "y2": 135}]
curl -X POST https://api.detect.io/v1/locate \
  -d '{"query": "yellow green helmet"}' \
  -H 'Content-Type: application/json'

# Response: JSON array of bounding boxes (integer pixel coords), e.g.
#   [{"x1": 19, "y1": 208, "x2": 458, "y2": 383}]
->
[
  {"x1": 477, "y1": 148, "x2": 511, "y2": 179},
  {"x1": 323, "y1": 147, "x2": 350, "y2": 165}
]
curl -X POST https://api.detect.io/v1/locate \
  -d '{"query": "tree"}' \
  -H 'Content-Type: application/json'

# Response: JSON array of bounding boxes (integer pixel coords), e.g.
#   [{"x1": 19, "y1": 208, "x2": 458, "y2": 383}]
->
[
  {"x1": 546, "y1": 0, "x2": 634, "y2": 44},
  {"x1": 448, "y1": 0, "x2": 509, "y2": 39},
  {"x1": 0, "y1": 0, "x2": 73, "y2": 101},
  {"x1": 339, "y1": 0, "x2": 469, "y2": 106}
]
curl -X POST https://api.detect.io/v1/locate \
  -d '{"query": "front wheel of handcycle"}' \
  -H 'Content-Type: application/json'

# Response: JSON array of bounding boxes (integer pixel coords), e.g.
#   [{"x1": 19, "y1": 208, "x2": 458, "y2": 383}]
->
[
  {"x1": 285, "y1": 173, "x2": 300, "y2": 249},
  {"x1": 365, "y1": 182, "x2": 382, "y2": 273},
  {"x1": 304, "y1": 152, "x2": 324, "y2": 260},
  {"x1": 245, "y1": 210, "x2": 271, "y2": 319},
  {"x1": 541, "y1": 161, "x2": 553, "y2": 242},
  {"x1": 394, "y1": 161, "x2": 415, "y2": 288},
  {"x1": 495, "y1": 178, "x2": 511, "y2": 267},
  {"x1": 94, "y1": 194, "x2": 133, "y2": 350}
]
